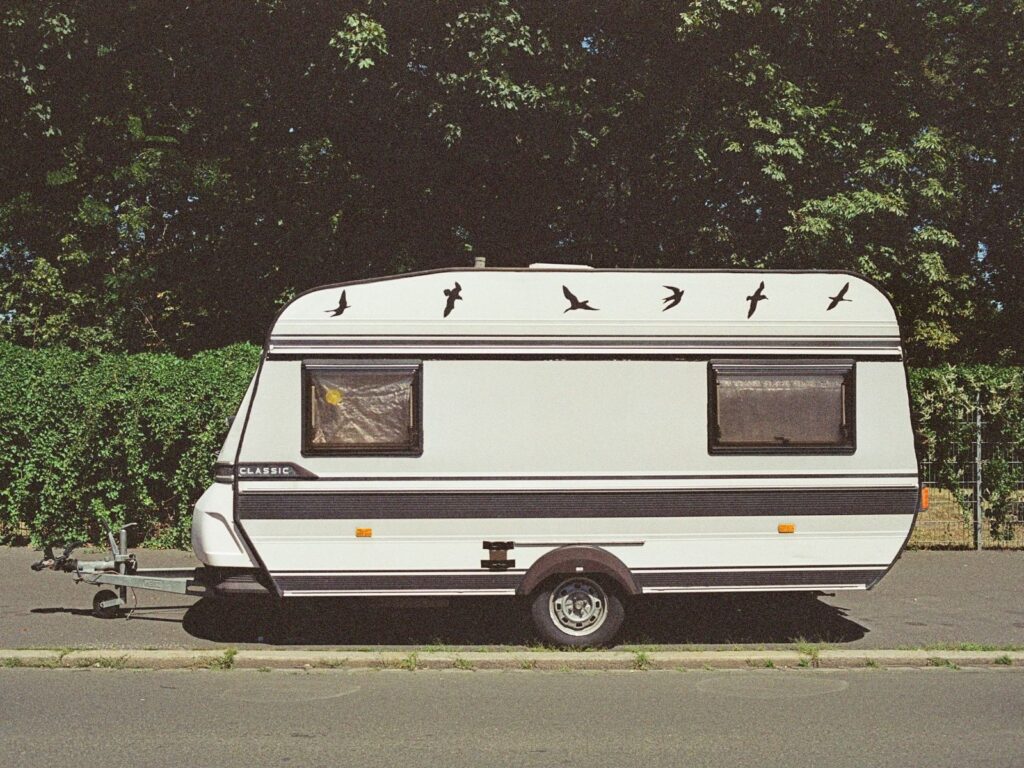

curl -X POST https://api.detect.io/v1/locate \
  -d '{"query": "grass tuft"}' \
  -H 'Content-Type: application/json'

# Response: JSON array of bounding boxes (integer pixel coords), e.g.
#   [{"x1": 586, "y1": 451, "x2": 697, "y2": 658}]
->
[
  {"x1": 794, "y1": 639, "x2": 823, "y2": 667},
  {"x1": 209, "y1": 648, "x2": 238, "y2": 671},
  {"x1": 632, "y1": 650, "x2": 651, "y2": 671},
  {"x1": 68, "y1": 655, "x2": 127, "y2": 669}
]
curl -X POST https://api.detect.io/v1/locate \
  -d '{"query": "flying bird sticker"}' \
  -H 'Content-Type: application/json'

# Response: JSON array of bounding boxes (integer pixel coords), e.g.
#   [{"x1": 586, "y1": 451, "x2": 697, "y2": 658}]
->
[
  {"x1": 443, "y1": 282, "x2": 463, "y2": 317},
  {"x1": 662, "y1": 286, "x2": 684, "y2": 311},
  {"x1": 827, "y1": 282, "x2": 851, "y2": 311},
  {"x1": 325, "y1": 290, "x2": 350, "y2": 317},
  {"x1": 745, "y1": 281, "x2": 768, "y2": 318},
  {"x1": 562, "y1": 285, "x2": 598, "y2": 313}
]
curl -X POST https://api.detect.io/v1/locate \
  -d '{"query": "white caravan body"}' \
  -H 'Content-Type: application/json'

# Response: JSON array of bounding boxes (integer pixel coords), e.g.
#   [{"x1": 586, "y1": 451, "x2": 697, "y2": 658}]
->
[{"x1": 192, "y1": 267, "x2": 919, "y2": 599}]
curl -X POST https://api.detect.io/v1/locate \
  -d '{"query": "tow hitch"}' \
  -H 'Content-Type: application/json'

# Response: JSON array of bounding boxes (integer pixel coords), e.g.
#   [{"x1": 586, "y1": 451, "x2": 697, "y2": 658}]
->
[{"x1": 32, "y1": 524, "x2": 206, "y2": 618}]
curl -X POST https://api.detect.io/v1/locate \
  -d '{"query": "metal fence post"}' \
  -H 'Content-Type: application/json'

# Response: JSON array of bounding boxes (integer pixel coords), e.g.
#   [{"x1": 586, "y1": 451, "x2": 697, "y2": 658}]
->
[{"x1": 975, "y1": 392, "x2": 983, "y2": 550}]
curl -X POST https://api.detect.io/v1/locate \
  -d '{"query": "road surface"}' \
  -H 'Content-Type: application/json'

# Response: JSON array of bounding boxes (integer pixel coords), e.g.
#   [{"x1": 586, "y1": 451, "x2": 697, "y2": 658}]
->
[
  {"x1": 2, "y1": 547, "x2": 1022, "y2": 649},
  {"x1": 2, "y1": 668, "x2": 1022, "y2": 768}
]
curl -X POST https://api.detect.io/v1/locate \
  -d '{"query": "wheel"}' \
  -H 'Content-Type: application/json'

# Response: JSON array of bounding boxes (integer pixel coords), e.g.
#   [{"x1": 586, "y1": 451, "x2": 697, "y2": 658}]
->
[
  {"x1": 530, "y1": 575, "x2": 625, "y2": 648},
  {"x1": 92, "y1": 589, "x2": 122, "y2": 619}
]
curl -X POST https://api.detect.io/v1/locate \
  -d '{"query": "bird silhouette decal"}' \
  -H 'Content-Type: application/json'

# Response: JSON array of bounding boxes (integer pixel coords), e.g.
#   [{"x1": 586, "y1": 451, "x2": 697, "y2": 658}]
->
[
  {"x1": 325, "y1": 290, "x2": 350, "y2": 317},
  {"x1": 662, "y1": 286, "x2": 684, "y2": 311},
  {"x1": 562, "y1": 285, "x2": 598, "y2": 313},
  {"x1": 443, "y1": 282, "x2": 463, "y2": 317},
  {"x1": 827, "y1": 282, "x2": 851, "y2": 311},
  {"x1": 746, "y1": 281, "x2": 768, "y2": 318}
]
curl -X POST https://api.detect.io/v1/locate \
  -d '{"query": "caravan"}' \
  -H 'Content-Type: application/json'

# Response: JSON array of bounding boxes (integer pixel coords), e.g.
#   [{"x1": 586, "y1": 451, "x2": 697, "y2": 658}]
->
[{"x1": 190, "y1": 265, "x2": 920, "y2": 645}]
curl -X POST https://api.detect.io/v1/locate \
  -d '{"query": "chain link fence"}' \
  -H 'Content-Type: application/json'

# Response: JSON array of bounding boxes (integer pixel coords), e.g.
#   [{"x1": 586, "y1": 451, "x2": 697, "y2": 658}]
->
[{"x1": 910, "y1": 414, "x2": 1024, "y2": 549}]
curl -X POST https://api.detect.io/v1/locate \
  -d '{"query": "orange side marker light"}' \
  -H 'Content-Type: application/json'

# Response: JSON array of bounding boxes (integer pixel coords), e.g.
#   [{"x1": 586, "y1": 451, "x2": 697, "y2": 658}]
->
[
  {"x1": 355, "y1": 527, "x2": 373, "y2": 538},
  {"x1": 921, "y1": 487, "x2": 929, "y2": 510},
  {"x1": 777, "y1": 523, "x2": 795, "y2": 534}
]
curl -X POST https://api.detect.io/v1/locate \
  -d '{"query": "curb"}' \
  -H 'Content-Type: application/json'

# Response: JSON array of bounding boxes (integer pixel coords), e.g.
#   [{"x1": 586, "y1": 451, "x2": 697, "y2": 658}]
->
[{"x1": 2, "y1": 649, "x2": 1023, "y2": 671}]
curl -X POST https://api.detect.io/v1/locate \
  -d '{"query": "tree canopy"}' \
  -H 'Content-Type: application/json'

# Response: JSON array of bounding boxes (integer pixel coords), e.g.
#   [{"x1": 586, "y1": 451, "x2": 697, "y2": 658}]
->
[{"x1": 2, "y1": 1, "x2": 1022, "y2": 362}]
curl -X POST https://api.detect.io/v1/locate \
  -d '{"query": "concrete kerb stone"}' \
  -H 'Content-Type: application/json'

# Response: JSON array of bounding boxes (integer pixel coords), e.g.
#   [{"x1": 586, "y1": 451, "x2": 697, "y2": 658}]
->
[
  {"x1": 645, "y1": 650, "x2": 805, "y2": 669},
  {"x1": 60, "y1": 649, "x2": 227, "y2": 669},
  {"x1": 231, "y1": 650, "x2": 352, "y2": 670},
  {"x1": 816, "y1": 650, "x2": 1024, "y2": 668},
  {"x1": 0, "y1": 649, "x2": 63, "y2": 668},
  {"x1": 2, "y1": 649, "x2": 1022, "y2": 671}
]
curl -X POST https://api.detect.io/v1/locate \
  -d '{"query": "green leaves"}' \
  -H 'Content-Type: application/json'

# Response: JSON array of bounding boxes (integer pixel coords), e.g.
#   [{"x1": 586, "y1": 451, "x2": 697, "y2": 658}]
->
[
  {"x1": 1, "y1": 339, "x2": 1018, "y2": 548},
  {"x1": 0, "y1": 342, "x2": 260, "y2": 548},
  {"x1": 330, "y1": 13, "x2": 388, "y2": 70},
  {"x1": 911, "y1": 365, "x2": 1024, "y2": 539},
  {"x1": 1, "y1": 2, "x2": 1023, "y2": 362}
]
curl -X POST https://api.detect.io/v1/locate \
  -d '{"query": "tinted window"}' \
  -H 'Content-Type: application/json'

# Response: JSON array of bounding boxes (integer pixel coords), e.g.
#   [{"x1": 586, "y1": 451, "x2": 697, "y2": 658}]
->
[{"x1": 709, "y1": 360, "x2": 855, "y2": 454}]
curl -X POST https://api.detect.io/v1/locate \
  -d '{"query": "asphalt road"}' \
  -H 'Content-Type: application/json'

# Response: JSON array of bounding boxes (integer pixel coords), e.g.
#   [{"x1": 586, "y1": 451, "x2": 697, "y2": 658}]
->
[
  {"x1": 2, "y1": 668, "x2": 1023, "y2": 768},
  {"x1": 2, "y1": 547, "x2": 1023, "y2": 650}
]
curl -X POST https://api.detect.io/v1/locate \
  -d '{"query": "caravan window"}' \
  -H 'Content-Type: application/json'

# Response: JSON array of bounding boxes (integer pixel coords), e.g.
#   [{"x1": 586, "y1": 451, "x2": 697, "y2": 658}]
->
[
  {"x1": 302, "y1": 361, "x2": 422, "y2": 455},
  {"x1": 708, "y1": 359, "x2": 855, "y2": 454}
]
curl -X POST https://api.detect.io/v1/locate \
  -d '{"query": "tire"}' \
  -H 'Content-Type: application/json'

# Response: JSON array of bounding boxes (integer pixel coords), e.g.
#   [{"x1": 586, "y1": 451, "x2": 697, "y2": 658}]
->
[
  {"x1": 92, "y1": 589, "x2": 122, "y2": 619},
  {"x1": 530, "y1": 575, "x2": 625, "y2": 648}
]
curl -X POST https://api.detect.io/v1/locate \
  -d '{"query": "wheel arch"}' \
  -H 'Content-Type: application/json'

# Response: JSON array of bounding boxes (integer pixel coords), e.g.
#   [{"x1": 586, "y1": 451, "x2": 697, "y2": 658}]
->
[{"x1": 517, "y1": 546, "x2": 640, "y2": 597}]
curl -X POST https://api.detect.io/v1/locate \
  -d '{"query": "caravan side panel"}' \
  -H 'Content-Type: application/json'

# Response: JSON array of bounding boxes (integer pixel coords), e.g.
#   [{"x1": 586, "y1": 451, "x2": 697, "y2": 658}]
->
[{"x1": 234, "y1": 357, "x2": 917, "y2": 595}]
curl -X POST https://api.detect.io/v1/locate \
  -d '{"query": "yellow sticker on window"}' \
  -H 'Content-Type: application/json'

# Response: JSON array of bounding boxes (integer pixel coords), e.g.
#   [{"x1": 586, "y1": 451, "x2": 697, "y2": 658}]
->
[{"x1": 324, "y1": 388, "x2": 343, "y2": 405}]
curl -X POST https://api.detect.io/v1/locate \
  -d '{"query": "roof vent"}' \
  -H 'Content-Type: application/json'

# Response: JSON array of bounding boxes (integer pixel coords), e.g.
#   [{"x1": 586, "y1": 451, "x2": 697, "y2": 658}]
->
[{"x1": 528, "y1": 263, "x2": 594, "y2": 270}]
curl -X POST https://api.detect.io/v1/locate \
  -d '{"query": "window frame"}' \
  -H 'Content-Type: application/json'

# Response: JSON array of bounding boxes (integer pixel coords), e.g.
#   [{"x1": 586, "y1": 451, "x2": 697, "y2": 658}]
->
[
  {"x1": 707, "y1": 358, "x2": 856, "y2": 456},
  {"x1": 301, "y1": 359, "x2": 424, "y2": 457}
]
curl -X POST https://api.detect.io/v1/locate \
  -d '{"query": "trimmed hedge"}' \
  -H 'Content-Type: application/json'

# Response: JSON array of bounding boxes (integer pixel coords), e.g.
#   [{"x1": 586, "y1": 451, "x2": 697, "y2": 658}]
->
[
  {"x1": 1, "y1": 341, "x2": 1021, "y2": 548},
  {"x1": 0, "y1": 342, "x2": 260, "y2": 548}
]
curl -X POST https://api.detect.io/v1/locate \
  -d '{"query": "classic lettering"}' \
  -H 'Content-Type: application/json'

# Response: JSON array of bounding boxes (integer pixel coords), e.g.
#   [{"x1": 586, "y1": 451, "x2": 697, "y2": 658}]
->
[{"x1": 238, "y1": 465, "x2": 297, "y2": 477}]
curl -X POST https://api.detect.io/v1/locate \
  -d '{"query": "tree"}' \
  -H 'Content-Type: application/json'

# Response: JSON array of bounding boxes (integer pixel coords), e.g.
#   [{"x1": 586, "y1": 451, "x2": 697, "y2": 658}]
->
[{"x1": 1, "y1": 1, "x2": 1021, "y2": 362}]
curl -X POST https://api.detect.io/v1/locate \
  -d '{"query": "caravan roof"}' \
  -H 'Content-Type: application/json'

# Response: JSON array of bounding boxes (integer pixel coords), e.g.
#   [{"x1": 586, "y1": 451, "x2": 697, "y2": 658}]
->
[{"x1": 269, "y1": 267, "x2": 901, "y2": 357}]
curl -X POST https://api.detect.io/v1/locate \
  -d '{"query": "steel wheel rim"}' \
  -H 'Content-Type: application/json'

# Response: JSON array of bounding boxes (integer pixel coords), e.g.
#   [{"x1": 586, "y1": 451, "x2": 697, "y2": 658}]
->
[{"x1": 548, "y1": 577, "x2": 608, "y2": 637}]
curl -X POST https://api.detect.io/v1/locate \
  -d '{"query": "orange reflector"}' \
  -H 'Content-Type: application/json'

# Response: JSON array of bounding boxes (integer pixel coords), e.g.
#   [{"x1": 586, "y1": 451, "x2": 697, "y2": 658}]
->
[
  {"x1": 921, "y1": 487, "x2": 929, "y2": 510},
  {"x1": 777, "y1": 523, "x2": 796, "y2": 534},
  {"x1": 355, "y1": 528, "x2": 373, "y2": 538}
]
